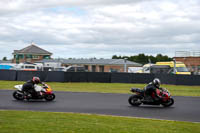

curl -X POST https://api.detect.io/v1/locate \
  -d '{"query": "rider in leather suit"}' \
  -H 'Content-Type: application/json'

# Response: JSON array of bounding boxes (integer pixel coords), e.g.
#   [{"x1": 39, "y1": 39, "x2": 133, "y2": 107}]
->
[
  {"x1": 22, "y1": 77, "x2": 43, "y2": 97},
  {"x1": 144, "y1": 78, "x2": 163, "y2": 102}
]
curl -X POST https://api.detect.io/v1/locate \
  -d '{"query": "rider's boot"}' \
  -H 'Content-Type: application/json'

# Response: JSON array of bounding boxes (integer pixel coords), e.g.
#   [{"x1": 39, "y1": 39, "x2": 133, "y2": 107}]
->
[{"x1": 23, "y1": 91, "x2": 31, "y2": 99}]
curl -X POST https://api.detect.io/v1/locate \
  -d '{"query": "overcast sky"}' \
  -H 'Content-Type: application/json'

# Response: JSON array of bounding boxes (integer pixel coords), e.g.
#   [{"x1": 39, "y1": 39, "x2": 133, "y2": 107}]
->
[{"x1": 0, "y1": 0, "x2": 200, "y2": 59}]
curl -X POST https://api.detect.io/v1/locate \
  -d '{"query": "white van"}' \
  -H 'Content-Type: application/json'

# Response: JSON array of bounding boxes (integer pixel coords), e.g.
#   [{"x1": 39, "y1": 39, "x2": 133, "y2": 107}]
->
[{"x1": 15, "y1": 63, "x2": 39, "y2": 71}]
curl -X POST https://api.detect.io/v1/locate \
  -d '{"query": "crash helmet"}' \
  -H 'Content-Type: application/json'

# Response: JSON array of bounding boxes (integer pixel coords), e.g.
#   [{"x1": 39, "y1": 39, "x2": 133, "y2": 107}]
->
[
  {"x1": 153, "y1": 78, "x2": 161, "y2": 88},
  {"x1": 32, "y1": 77, "x2": 40, "y2": 84}
]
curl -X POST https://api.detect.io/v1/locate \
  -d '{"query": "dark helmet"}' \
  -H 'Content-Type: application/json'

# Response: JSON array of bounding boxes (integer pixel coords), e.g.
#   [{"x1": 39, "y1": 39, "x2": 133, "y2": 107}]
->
[
  {"x1": 32, "y1": 77, "x2": 40, "y2": 84},
  {"x1": 153, "y1": 78, "x2": 161, "y2": 88}
]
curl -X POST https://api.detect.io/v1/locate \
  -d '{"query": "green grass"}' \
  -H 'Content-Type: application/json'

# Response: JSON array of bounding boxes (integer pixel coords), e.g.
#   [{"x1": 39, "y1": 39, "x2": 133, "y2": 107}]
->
[
  {"x1": 0, "y1": 80, "x2": 200, "y2": 96},
  {"x1": 0, "y1": 110, "x2": 199, "y2": 133}
]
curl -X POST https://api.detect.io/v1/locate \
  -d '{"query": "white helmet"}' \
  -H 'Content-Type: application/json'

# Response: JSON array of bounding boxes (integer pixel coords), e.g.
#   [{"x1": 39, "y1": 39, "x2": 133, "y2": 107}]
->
[{"x1": 153, "y1": 78, "x2": 161, "y2": 88}]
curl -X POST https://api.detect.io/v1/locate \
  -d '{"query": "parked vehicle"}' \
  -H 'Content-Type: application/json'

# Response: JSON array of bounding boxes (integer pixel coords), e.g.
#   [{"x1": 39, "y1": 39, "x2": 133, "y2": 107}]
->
[
  {"x1": 14, "y1": 63, "x2": 40, "y2": 71},
  {"x1": 137, "y1": 61, "x2": 190, "y2": 75},
  {"x1": 13, "y1": 83, "x2": 55, "y2": 101},
  {"x1": 128, "y1": 87, "x2": 174, "y2": 107},
  {"x1": 65, "y1": 66, "x2": 86, "y2": 72},
  {"x1": 137, "y1": 64, "x2": 154, "y2": 73},
  {"x1": 0, "y1": 64, "x2": 13, "y2": 70}
]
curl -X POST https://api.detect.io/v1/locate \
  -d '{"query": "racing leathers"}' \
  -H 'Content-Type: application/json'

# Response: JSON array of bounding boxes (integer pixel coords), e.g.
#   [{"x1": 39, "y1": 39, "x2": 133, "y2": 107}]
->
[
  {"x1": 144, "y1": 82, "x2": 163, "y2": 102},
  {"x1": 22, "y1": 80, "x2": 42, "y2": 97}
]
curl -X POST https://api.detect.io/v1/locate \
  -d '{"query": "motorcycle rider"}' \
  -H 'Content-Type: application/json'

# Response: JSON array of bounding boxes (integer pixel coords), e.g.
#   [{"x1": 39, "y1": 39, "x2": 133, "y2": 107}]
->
[
  {"x1": 144, "y1": 78, "x2": 163, "y2": 102},
  {"x1": 22, "y1": 77, "x2": 44, "y2": 97}
]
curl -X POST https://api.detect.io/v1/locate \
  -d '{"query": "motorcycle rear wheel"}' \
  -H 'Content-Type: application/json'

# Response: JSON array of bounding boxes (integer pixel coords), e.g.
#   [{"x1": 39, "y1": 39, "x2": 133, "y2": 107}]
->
[
  {"x1": 44, "y1": 94, "x2": 55, "y2": 101},
  {"x1": 161, "y1": 98, "x2": 174, "y2": 107},
  {"x1": 13, "y1": 91, "x2": 24, "y2": 100},
  {"x1": 128, "y1": 95, "x2": 142, "y2": 106}
]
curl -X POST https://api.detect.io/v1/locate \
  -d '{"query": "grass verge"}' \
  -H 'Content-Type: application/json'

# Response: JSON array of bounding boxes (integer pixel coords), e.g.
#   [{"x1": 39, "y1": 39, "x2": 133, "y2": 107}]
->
[
  {"x1": 0, "y1": 110, "x2": 199, "y2": 133},
  {"x1": 0, "y1": 80, "x2": 200, "y2": 96}
]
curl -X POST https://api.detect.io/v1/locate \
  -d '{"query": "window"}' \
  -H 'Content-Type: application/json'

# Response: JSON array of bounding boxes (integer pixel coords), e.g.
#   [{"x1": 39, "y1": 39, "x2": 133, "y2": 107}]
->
[
  {"x1": 110, "y1": 68, "x2": 119, "y2": 73},
  {"x1": 17, "y1": 54, "x2": 24, "y2": 59},
  {"x1": 99, "y1": 65, "x2": 104, "y2": 72},
  {"x1": 32, "y1": 55, "x2": 39, "y2": 59},
  {"x1": 176, "y1": 67, "x2": 189, "y2": 72},
  {"x1": 84, "y1": 65, "x2": 88, "y2": 70},
  {"x1": 43, "y1": 55, "x2": 50, "y2": 59},
  {"x1": 92, "y1": 65, "x2": 96, "y2": 72},
  {"x1": 26, "y1": 54, "x2": 32, "y2": 58},
  {"x1": 144, "y1": 67, "x2": 150, "y2": 71},
  {"x1": 25, "y1": 66, "x2": 35, "y2": 69}
]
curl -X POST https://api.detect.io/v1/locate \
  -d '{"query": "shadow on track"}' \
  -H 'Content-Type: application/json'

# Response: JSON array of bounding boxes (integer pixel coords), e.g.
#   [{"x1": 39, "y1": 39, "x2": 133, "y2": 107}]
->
[
  {"x1": 128, "y1": 105, "x2": 175, "y2": 110},
  {"x1": 12, "y1": 99, "x2": 56, "y2": 103}
]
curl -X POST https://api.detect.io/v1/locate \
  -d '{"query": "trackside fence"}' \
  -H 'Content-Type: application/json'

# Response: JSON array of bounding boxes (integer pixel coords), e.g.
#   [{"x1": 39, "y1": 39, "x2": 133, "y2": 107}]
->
[{"x1": 0, "y1": 70, "x2": 200, "y2": 85}]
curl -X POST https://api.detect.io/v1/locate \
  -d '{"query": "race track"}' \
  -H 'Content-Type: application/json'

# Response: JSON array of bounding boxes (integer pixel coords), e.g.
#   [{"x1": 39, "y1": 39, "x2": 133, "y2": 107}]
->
[{"x1": 0, "y1": 90, "x2": 200, "y2": 122}]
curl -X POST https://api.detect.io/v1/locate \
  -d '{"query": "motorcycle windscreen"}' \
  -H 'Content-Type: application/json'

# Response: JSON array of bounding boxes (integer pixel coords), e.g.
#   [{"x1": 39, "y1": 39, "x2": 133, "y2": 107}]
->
[
  {"x1": 14, "y1": 85, "x2": 23, "y2": 91},
  {"x1": 34, "y1": 85, "x2": 43, "y2": 92}
]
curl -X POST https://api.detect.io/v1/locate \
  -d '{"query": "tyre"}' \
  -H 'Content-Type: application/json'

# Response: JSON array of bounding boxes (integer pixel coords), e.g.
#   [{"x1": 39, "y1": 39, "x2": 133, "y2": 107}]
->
[
  {"x1": 161, "y1": 98, "x2": 174, "y2": 107},
  {"x1": 128, "y1": 95, "x2": 142, "y2": 106},
  {"x1": 13, "y1": 91, "x2": 24, "y2": 100},
  {"x1": 44, "y1": 93, "x2": 55, "y2": 101}
]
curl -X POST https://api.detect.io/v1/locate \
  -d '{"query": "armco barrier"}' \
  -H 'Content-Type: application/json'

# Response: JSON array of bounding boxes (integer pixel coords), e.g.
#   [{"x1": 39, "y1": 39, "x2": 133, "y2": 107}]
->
[
  {"x1": 0, "y1": 70, "x2": 17, "y2": 81},
  {"x1": 1, "y1": 70, "x2": 200, "y2": 85}
]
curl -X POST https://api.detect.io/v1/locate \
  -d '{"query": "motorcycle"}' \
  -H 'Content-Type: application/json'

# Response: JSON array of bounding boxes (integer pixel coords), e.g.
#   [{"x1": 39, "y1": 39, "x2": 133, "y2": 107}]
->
[
  {"x1": 128, "y1": 87, "x2": 174, "y2": 107},
  {"x1": 13, "y1": 83, "x2": 55, "y2": 101}
]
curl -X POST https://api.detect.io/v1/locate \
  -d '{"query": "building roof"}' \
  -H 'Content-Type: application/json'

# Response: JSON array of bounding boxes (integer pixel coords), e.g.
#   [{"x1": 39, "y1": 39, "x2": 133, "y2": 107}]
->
[
  {"x1": 38, "y1": 58, "x2": 142, "y2": 66},
  {"x1": 13, "y1": 43, "x2": 52, "y2": 55},
  {"x1": 175, "y1": 51, "x2": 200, "y2": 57}
]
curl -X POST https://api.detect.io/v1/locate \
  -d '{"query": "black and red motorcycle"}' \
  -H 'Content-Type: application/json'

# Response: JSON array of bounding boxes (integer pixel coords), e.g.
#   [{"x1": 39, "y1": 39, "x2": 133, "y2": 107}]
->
[{"x1": 128, "y1": 87, "x2": 174, "y2": 107}]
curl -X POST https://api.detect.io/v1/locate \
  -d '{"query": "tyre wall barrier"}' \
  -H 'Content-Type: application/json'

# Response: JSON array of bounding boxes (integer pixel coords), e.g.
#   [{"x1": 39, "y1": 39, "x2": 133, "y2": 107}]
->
[{"x1": 0, "y1": 70, "x2": 200, "y2": 85}]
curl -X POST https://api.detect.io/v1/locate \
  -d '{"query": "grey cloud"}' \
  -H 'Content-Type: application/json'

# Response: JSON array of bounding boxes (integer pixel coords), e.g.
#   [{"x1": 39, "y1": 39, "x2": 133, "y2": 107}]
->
[
  {"x1": 0, "y1": 0, "x2": 148, "y2": 15},
  {"x1": 0, "y1": 0, "x2": 200, "y2": 59}
]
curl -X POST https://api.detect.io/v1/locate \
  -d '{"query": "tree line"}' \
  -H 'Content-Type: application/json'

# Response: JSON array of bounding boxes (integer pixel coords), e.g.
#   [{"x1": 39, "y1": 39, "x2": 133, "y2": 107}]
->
[{"x1": 112, "y1": 54, "x2": 173, "y2": 65}]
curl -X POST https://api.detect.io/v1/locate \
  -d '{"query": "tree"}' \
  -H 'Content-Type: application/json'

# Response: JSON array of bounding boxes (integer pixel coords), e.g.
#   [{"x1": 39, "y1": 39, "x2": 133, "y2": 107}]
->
[
  {"x1": 2, "y1": 57, "x2": 7, "y2": 61},
  {"x1": 112, "y1": 54, "x2": 172, "y2": 65},
  {"x1": 112, "y1": 55, "x2": 118, "y2": 59}
]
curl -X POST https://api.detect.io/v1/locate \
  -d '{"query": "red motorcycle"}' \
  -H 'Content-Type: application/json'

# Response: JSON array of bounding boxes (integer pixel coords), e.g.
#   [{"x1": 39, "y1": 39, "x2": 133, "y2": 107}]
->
[{"x1": 128, "y1": 87, "x2": 174, "y2": 107}]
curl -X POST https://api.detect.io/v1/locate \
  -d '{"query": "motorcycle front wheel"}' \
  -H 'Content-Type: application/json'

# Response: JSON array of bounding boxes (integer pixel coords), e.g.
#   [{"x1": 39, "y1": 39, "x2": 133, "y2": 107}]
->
[
  {"x1": 128, "y1": 95, "x2": 142, "y2": 106},
  {"x1": 44, "y1": 93, "x2": 55, "y2": 101},
  {"x1": 161, "y1": 98, "x2": 174, "y2": 107},
  {"x1": 13, "y1": 91, "x2": 24, "y2": 100}
]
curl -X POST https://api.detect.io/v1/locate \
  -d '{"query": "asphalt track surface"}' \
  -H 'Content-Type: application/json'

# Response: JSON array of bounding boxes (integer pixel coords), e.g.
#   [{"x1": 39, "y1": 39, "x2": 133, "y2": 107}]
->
[{"x1": 0, "y1": 90, "x2": 200, "y2": 122}]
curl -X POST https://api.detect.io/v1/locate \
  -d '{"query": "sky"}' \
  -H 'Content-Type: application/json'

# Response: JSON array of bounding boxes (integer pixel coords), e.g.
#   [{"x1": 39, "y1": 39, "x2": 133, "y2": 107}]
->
[{"x1": 0, "y1": 0, "x2": 200, "y2": 59}]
